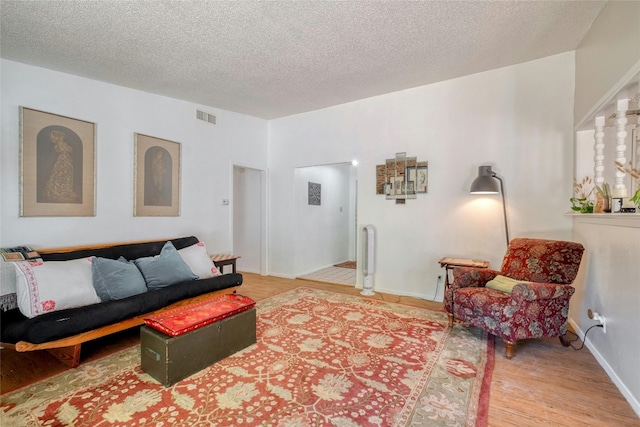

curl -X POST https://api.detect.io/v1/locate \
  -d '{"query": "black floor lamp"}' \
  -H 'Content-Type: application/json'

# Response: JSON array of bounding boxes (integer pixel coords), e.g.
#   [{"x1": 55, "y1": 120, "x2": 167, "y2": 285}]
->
[{"x1": 470, "y1": 166, "x2": 510, "y2": 247}]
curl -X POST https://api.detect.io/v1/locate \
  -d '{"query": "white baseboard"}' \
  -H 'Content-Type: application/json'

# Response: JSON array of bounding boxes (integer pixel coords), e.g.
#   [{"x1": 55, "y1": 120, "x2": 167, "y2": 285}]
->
[
  {"x1": 267, "y1": 272, "x2": 296, "y2": 280},
  {"x1": 569, "y1": 318, "x2": 640, "y2": 418},
  {"x1": 364, "y1": 285, "x2": 443, "y2": 303},
  {"x1": 296, "y1": 264, "x2": 335, "y2": 278}
]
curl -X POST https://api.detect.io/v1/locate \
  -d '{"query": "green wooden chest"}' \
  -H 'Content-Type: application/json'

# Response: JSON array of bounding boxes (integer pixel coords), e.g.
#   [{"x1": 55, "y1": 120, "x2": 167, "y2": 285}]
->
[{"x1": 140, "y1": 308, "x2": 256, "y2": 387}]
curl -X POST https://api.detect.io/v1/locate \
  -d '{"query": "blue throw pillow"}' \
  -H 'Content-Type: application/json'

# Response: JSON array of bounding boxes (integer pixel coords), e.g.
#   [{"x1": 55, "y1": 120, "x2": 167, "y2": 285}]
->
[
  {"x1": 134, "y1": 241, "x2": 198, "y2": 290},
  {"x1": 91, "y1": 256, "x2": 147, "y2": 301}
]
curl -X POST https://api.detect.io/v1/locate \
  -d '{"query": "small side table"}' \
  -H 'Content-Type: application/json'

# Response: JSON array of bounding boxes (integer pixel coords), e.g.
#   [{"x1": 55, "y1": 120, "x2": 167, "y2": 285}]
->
[
  {"x1": 438, "y1": 257, "x2": 489, "y2": 289},
  {"x1": 210, "y1": 254, "x2": 241, "y2": 274}
]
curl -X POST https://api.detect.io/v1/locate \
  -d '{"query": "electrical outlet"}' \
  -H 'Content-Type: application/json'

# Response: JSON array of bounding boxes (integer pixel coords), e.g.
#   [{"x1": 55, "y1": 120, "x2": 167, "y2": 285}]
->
[{"x1": 588, "y1": 308, "x2": 607, "y2": 334}]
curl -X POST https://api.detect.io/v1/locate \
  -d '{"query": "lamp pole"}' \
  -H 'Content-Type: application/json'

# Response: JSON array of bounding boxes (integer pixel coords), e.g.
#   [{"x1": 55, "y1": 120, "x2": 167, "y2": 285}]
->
[{"x1": 491, "y1": 172, "x2": 510, "y2": 247}]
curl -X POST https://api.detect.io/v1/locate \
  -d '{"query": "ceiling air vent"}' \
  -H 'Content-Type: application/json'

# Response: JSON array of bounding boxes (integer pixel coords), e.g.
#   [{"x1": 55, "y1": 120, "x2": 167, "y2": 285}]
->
[{"x1": 196, "y1": 110, "x2": 216, "y2": 125}]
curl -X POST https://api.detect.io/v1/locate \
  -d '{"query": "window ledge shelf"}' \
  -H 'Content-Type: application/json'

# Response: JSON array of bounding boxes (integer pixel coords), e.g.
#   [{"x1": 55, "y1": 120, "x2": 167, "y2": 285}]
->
[{"x1": 566, "y1": 212, "x2": 640, "y2": 228}]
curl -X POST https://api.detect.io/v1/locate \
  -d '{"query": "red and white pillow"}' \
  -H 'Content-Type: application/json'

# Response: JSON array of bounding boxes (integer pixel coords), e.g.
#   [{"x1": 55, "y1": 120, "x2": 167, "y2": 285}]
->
[
  {"x1": 13, "y1": 258, "x2": 101, "y2": 318},
  {"x1": 178, "y1": 242, "x2": 221, "y2": 279}
]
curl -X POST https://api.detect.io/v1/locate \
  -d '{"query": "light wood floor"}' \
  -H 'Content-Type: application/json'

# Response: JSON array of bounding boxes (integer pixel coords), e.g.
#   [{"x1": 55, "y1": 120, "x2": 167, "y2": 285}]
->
[{"x1": 1, "y1": 273, "x2": 638, "y2": 426}]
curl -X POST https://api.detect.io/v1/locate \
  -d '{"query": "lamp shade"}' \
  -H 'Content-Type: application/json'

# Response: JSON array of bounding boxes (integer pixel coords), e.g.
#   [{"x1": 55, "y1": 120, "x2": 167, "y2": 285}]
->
[{"x1": 470, "y1": 166, "x2": 499, "y2": 194}]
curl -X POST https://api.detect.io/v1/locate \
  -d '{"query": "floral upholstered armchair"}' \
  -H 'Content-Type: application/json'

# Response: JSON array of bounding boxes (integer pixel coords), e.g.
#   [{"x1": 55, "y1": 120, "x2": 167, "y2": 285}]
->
[{"x1": 444, "y1": 238, "x2": 585, "y2": 359}]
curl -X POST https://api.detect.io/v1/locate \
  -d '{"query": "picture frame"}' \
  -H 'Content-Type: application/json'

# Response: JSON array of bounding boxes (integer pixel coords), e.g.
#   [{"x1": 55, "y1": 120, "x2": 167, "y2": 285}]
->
[
  {"x1": 415, "y1": 164, "x2": 428, "y2": 193},
  {"x1": 394, "y1": 176, "x2": 404, "y2": 195},
  {"x1": 406, "y1": 166, "x2": 417, "y2": 195},
  {"x1": 134, "y1": 133, "x2": 181, "y2": 216},
  {"x1": 20, "y1": 107, "x2": 96, "y2": 216},
  {"x1": 308, "y1": 182, "x2": 321, "y2": 205},
  {"x1": 406, "y1": 180, "x2": 415, "y2": 195},
  {"x1": 383, "y1": 182, "x2": 392, "y2": 196},
  {"x1": 378, "y1": 153, "x2": 422, "y2": 202}
]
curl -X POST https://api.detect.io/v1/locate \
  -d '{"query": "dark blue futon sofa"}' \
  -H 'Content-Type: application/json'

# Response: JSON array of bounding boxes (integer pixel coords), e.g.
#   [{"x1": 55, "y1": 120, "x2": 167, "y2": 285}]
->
[{"x1": 0, "y1": 236, "x2": 242, "y2": 366}]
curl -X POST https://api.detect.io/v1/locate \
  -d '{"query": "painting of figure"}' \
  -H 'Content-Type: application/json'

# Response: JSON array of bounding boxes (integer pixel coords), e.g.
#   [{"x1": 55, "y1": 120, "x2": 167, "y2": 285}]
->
[
  {"x1": 144, "y1": 146, "x2": 172, "y2": 206},
  {"x1": 20, "y1": 107, "x2": 95, "y2": 216},
  {"x1": 37, "y1": 127, "x2": 83, "y2": 203},
  {"x1": 134, "y1": 133, "x2": 181, "y2": 216}
]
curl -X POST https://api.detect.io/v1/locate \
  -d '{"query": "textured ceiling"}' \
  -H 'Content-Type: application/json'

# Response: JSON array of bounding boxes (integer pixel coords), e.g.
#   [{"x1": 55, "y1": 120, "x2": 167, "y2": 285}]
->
[{"x1": 0, "y1": 1, "x2": 606, "y2": 119}]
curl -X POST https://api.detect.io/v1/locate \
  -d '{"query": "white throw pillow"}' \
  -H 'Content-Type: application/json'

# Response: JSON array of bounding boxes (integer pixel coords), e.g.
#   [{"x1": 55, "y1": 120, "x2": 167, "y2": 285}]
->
[
  {"x1": 178, "y1": 242, "x2": 221, "y2": 279},
  {"x1": 13, "y1": 258, "x2": 101, "y2": 318}
]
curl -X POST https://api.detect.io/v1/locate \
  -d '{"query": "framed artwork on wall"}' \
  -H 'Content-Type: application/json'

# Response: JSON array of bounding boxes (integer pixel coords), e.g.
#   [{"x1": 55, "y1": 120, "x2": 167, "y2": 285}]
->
[
  {"x1": 376, "y1": 153, "x2": 424, "y2": 202},
  {"x1": 416, "y1": 164, "x2": 428, "y2": 193},
  {"x1": 20, "y1": 107, "x2": 96, "y2": 217},
  {"x1": 406, "y1": 166, "x2": 416, "y2": 195},
  {"x1": 406, "y1": 180, "x2": 415, "y2": 195},
  {"x1": 394, "y1": 176, "x2": 404, "y2": 195},
  {"x1": 134, "y1": 133, "x2": 181, "y2": 216},
  {"x1": 308, "y1": 182, "x2": 321, "y2": 205}
]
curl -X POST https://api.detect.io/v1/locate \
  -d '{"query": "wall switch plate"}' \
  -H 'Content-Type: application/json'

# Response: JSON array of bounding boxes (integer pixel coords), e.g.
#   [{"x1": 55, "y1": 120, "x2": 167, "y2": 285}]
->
[{"x1": 222, "y1": 199, "x2": 229, "y2": 206}]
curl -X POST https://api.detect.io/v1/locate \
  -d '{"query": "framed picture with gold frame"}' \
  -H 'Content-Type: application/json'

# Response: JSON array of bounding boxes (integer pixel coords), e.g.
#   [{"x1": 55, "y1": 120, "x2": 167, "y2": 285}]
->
[
  {"x1": 20, "y1": 107, "x2": 96, "y2": 217},
  {"x1": 134, "y1": 133, "x2": 181, "y2": 216}
]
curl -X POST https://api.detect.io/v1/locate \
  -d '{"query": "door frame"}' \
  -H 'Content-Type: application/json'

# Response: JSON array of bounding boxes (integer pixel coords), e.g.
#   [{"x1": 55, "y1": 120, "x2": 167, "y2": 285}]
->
[{"x1": 230, "y1": 162, "x2": 268, "y2": 275}]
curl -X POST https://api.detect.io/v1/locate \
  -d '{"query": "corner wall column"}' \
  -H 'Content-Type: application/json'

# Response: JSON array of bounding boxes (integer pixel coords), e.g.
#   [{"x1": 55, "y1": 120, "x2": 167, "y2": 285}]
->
[
  {"x1": 594, "y1": 115, "x2": 606, "y2": 187},
  {"x1": 614, "y1": 99, "x2": 629, "y2": 197}
]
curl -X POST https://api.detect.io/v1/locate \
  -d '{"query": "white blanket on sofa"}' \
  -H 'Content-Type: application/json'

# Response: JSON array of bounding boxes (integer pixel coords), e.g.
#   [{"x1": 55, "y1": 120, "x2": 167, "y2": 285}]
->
[{"x1": 0, "y1": 261, "x2": 18, "y2": 310}]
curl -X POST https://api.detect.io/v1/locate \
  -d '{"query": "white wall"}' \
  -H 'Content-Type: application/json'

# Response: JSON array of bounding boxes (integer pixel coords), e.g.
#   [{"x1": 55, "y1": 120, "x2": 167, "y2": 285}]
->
[
  {"x1": 294, "y1": 163, "x2": 352, "y2": 276},
  {"x1": 574, "y1": 1, "x2": 640, "y2": 127},
  {"x1": 0, "y1": 59, "x2": 268, "y2": 251},
  {"x1": 572, "y1": 2, "x2": 640, "y2": 415},
  {"x1": 269, "y1": 53, "x2": 576, "y2": 299},
  {"x1": 571, "y1": 217, "x2": 640, "y2": 416}
]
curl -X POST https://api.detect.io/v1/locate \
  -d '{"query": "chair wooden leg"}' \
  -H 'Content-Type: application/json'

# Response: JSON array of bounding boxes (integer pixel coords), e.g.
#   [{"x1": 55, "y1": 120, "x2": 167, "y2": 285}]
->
[
  {"x1": 559, "y1": 334, "x2": 570, "y2": 347},
  {"x1": 447, "y1": 313, "x2": 454, "y2": 327},
  {"x1": 504, "y1": 340, "x2": 515, "y2": 359}
]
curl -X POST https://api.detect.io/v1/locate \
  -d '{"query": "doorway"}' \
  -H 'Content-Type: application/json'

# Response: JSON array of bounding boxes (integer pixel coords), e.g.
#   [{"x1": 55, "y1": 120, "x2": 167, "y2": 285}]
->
[
  {"x1": 232, "y1": 165, "x2": 266, "y2": 274},
  {"x1": 294, "y1": 162, "x2": 358, "y2": 280}
]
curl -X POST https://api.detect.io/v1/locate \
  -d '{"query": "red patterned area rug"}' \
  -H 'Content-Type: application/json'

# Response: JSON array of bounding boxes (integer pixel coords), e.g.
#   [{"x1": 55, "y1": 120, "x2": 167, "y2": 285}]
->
[{"x1": 1, "y1": 287, "x2": 494, "y2": 426}]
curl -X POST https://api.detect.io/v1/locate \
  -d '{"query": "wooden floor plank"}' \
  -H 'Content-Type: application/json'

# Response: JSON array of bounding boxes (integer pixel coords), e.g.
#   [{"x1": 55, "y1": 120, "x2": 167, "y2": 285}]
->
[{"x1": 1, "y1": 273, "x2": 638, "y2": 426}]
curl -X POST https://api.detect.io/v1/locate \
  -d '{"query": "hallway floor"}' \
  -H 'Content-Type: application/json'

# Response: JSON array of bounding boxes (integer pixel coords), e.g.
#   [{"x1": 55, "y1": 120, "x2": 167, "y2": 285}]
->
[{"x1": 299, "y1": 266, "x2": 356, "y2": 286}]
